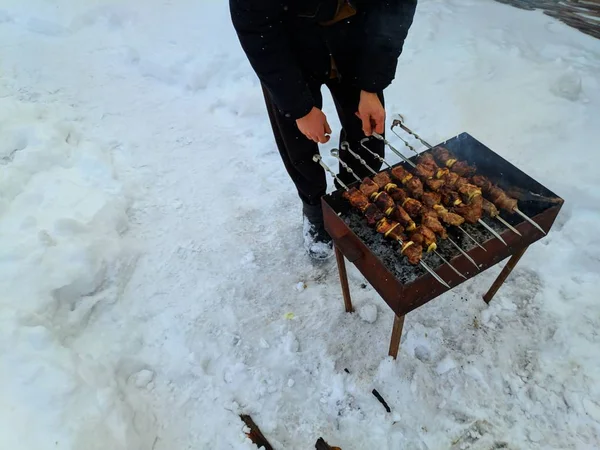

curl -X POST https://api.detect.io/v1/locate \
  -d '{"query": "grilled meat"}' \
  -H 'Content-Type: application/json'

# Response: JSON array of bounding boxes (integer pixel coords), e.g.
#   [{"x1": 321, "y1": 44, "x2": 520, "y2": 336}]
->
[
  {"x1": 402, "y1": 198, "x2": 423, "y2": 217},
  {"x1": 391, "y1": 166, "x2": 424, "y2": 198},
  {"x1": 342, "y1": 188, "x2": 369, "y2": 212},
  {"x1": 433, "y1": 204, "x2": 465, "y2": 227},
  {"x1": 413, "y1": 225, "x2": 437, "y2": 251},
  {"x1": 440, "y1": 187, "x2": 462, "y2": 206},
  {"x1": 424, "y1": 178, "x2": 445, "y2": 191},
  {"x1": 363, "y1": 204, "x2": 385, "y2": 226},
  {"x1": 401, "y1": 241, "x2": 423, "y2": 265},
  {"x1": 375, "y1": 217, "x2": 404, "y2": 241},
  {"x1": 452, "y1": 160, "x2": 476, "y2": 177},
  {"x1": 472, "y1": 176, "x2": 519, "y2": 212},
  {"x1": 415, "y1": 163, "x2": 435, "y2": 179},
  {"x1": 388, "y1": 206, "x2": 416, "y2": 230},
  {"x1": 421, "y1": 209, "x2": 448, "y2": 239},
  {"x1": 453, "y1": 195, "x2": 483, "y2": 224},
  {"x1": 359, "y1": 177, "x2": 379, "y2": 198},
  {"x1": 422, "y1": 191, "x2": 442, "y2": 208},
  {"x1": 458, "y1": 183, "x2": 482, "y2": 203},
  {"x1": 385, "y1": 184, "x2": 408, "y2": 204},
  {"x1": 373, "y1": 191, "x2": 395, "y2": 212},
  {"x1": 482, "y1": 198, "x2": 499, "y2": 218},
  {"x1": 373, "y1": 171, "x2": 392, "y2": 188}
]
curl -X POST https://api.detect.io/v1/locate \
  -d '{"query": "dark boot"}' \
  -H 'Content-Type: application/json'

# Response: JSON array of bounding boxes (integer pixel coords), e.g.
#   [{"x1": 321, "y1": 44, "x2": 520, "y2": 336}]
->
[{"x1": 302, "y1": 203, "x2": 333, "y2": 260}]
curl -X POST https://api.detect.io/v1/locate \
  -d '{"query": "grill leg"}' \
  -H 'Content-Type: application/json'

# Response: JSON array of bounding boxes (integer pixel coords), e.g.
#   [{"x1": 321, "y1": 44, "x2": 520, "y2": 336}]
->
[
  {"x1": 334, "y1": 246, "x2": 354, "y2": 313},
  {"x1": 483, "y1": 246, "x2": 529, "y2": 304},
  {"x1": 388, "y1": 314, "x2": 405, "y2": 359}
]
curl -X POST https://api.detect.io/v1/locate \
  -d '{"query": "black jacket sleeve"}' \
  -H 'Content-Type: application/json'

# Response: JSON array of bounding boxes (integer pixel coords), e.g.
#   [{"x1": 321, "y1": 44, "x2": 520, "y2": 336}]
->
[
  {"x1": 357, "y1": 0, "x2": 417, "y2": 93},
  {"x1": 229, "y1": 0, "x2": 315, "y2": 120}
]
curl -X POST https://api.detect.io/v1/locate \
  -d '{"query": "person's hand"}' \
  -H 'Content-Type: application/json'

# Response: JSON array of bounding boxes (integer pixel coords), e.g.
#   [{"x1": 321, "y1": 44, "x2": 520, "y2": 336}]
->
[
  {"x1": 356, "y1": 91, "x2": 385, "y2": 136},
  {"x1": 296, "y1": 107, "x2": 332, "y2": 144}
]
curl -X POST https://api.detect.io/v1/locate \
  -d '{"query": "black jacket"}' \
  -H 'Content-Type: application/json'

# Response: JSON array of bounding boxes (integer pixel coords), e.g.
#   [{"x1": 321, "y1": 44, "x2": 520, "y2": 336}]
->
[{"x1": 230, "y1": 0, "x2": 418, "y2": 120}]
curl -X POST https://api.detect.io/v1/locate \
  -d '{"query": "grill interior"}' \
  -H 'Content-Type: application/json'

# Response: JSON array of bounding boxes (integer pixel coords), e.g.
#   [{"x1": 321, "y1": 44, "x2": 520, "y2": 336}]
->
[{"x1": 323, "y1": 132, "x2": 561, "y2": 286}]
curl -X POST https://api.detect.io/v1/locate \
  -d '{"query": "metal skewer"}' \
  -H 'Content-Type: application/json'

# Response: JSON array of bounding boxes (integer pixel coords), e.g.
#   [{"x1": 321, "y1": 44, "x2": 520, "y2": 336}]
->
[
  {"x1": 383, "y1": 126, "x2": 509, "y2": 246},
  {"x1": 394, "y1": 119, "x2": 546, "y2": 236},
  {"x1": 358, "y1": 141, "x2": 481, "y2": 270},
  {"x1": 313, "y1": 154, "x2": 451, "y2": 289},
  {"x1": 362, "y1": 136, "x2": 489, "y2": 251},
  {"x1": 494, "y1": 215, "x2": 522, "y2": 236},
  {"x1": 332, "y1": 149, "x2": 467, "y2": 279}
]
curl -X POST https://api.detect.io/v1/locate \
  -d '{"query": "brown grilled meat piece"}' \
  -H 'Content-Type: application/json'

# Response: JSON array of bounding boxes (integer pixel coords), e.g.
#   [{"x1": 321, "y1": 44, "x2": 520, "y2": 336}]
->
[
  {"x1": 391, "y1": 165, "x2": 411, "y2": 183},
  {"x1": 402, "y1": 198, "x2": 423, "y2": 217},
  {"x1": 410, "y1": 226, "x2": 437, "y2": 251},
  {"x1": 415, "y1": 163, "x2": 435, "y2": 179},
  {"x1": 421, "y1": 210, "x2": 448, "y2": 239},
  {"x1": 386, "y1": 184, "x2": 408, "y2": 203},
  {"x1": 417, "y1": 153, "x2": 438, "y2": 168},
  {"x1": 373, "y1": 172, "x2": 392, "y2": 188},
  {"x1": 482, "y1": 198, "x2": 499, "y2": 218},
  {"x1": 453, "y1": 196, "x2": 483, "y2": 224},
  {"x1": 442, "y1": 171, "x2": 460, "y2": 187},
  {"x1": 400, "y1": 241, "x2": 422, "y2": 265},
  {"x1": 342, "y1": 188, "x2": 369, "y2": 212},
  {"x1": 422, "y1": 191, "x2": 442, "y2": 208},
  {"x1": 433, "y1": 204, "x2": 465, "y2": 226},
  {"x1": 452, "y1": 160, "x2": 476, "y2": 177},
  {"x1": 373, "y1": 191, "x2": 395, "y2": 212},
  {"x1": 458, "y1": 183, "x2": 482, "y2": 203},
  {"x1": 363, "y1": 204, "x2": 385, "y2": 226},
  {"x1": 440, "y1": 187, "x2": 462, "y2": 206},
  {"x1": 375, "y1": 218, "x2": 404, "y2": 241},
  {"x1": 359, "y1": 177, "x2": 379, "y2": 199},
  {"x1": 432, "y1": 146, "x2": 454, "y2": 166},
  {"x1": 471, "y1": 175, "x2": 492, "y2": 191},
  {"x1": 424, "y1": 178, "x2": 445, "y2": 191},
  {"x1": 388, "y1": 206, "x2": 416, "y2": 230},
  {"x1": 405, "y1": 176, "x2": 424, "y2": 198}
]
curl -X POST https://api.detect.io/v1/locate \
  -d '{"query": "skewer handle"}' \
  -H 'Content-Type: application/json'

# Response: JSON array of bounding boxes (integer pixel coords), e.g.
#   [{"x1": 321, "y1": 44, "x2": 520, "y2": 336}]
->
[
  {"x1": 393, "y1": 121, "x2": 435, "y2": 150},
  {"x1": 360, "y1": 138, "x2": 392, "y2": 168},
  {"x1": 331, "y1": 149, "x2": 362, "y2": 183},
  {"x1": 371, "y1": 132, "x2": 417, "y2": 168},
  {"x1": 390, "y1": 123, "x2": 420, "y2": 155},
  {"x1": 313, "y1": 154, "x2": 349, "y2": 191},
  {"x1": 341, "y1": 142, "x2": 378, "y2": 175}
]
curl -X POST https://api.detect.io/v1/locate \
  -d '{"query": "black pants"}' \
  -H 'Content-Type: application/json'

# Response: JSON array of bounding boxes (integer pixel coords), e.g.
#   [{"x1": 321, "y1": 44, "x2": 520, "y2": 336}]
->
[{"x1": 262, "y1": 78, "x2": 385, "y2": 223}]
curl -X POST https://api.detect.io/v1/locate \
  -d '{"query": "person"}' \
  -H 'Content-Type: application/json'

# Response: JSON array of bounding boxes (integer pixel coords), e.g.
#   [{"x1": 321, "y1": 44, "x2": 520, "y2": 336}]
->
[{"x1": 229, "y1": 0, "x2": 417, "y2": 260}]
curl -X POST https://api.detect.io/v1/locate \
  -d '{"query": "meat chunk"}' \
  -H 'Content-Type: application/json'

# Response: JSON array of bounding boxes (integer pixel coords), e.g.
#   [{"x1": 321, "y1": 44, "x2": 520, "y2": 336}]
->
[
  {"x1": 424, "y1": 178, "x2": 445, "y2": 191},
  {"x1": 422, "y1": 191, "x2": 442, "y2": 208},
  {"x1": 458, "y1": 183, "x2": 482, "y2": 203},
  {"x1": 421, "y1": 210, "x2": 448, "y2": 239},
  {"x1": 452, "y1": 160, "x2": 476, "y2": 177},
  {"x1": 402, "y1": 198, "x2": 423, "y2": 217},
  {"x1": 405, "y1": 176, "x2": 424, "y2": 198},
  {"x1": 372, "y1": 172, "x2": 392, "y2": 188},
  {"x1": 453, "y1": 198, "x2": 483, "y2": 224},
  {"x1": 440, "y1": 187, "x2": 462, "y2": 206},
  {"x1": 376, "y1": 218, "x2": 404, "y2": 241},
  {"x1": 410, "y1": 226, "x2": 437, "y2": 251},
  {"x1": 363, "y1": 204, "x2": 385, "y2": 226},
  {"x1": 373, "y1": 191, "x2": 395, "y2": 212},
  {"x1": 482, "y1": 198, "x2": 499, "y2": 218},
  {"x1": 415, "y1": 163, "x2": 435, "y2": 179},
  {"x1": 433, "y1": 204, "x2": 465, "y2": 227},
  {"x1": 401, "y1": 241, "x2": 422, "y2": 265},
  {"x1": 389, "y1": 206, "x2": 415, "y2": 230},
  {"x1": 386, "y1": 185, "x2": 408, "y2": 204},
  {"x1": 342, "y1": 188, "x2": 369, "y2": 212},
  {"x1": 359, "y1": 177, "x2": 379, "y2": 198}
]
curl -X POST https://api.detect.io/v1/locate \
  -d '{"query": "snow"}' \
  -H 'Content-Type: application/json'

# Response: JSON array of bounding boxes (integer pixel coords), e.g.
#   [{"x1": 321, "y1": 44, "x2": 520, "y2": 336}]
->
[{"x1": 0, "y1": 0, "x2": 599, "y2": 449}]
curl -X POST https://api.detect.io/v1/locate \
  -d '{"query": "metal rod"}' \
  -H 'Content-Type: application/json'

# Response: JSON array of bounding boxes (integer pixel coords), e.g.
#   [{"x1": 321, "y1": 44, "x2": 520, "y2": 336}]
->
[
  {"x1": 392, "y1": 119, "x2": 435, "y2": 149},
  {"x1": 313, "y1": 154, "x2": 349, "y2": 191},
  {"x1": 340, "y1": 142, "x2": 377, "y2": 175},
  {"x1": 458, "y1": 225, "x2": 488, "y2": 252},
  {"x1": 495, "y1": 215, "x2": 522, "y2": 236},
  {"x1": 371, "y1": 132, "x2": 417, "y2": 168},
  {"x1": 433, "y1": 250, "x2": 467, "y2": 279},
  {"x1": 390, "y1": 123, "x2": 420, "y2": 156},
  {"x1": 419, "y1": 259, "x2": 451, "y2": 288},
  {"x1": 360, "y1": 138, "x2": 392, "y2": 168},
  {"x1": 514, "y1": 207, "x2": 546, "y2": 235},
  {"x1": 477, "y1": 219, "x2": 508, "y2": 246},
  {"x1": 447, "y1": 238, "x2": 480, "y2": 270},
  {"x1": 330, "y1": 149, "x2": 362, "y2": 183}
]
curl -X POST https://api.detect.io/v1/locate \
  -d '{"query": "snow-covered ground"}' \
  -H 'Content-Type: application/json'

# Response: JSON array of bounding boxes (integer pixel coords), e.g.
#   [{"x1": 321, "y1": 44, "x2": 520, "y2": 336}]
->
[{"x1": 1, "y1": 0, "x2": 599, "y2": 449}]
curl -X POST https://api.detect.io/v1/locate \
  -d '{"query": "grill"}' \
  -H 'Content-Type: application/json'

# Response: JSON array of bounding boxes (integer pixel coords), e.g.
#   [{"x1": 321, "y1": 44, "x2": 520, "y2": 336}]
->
[{"x1": 321, "y1": 127, "x2": 564, "y2": 358}]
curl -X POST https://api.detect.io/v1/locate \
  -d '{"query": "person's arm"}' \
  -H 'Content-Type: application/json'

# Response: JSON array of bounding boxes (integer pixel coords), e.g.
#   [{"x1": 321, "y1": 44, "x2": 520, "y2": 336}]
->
[
  {"x1": 357, "y1": 0, "x2": 418, "y2": 93},
  {"x1": 229, "y1": 0, "x2": 314, "y2": 120}
]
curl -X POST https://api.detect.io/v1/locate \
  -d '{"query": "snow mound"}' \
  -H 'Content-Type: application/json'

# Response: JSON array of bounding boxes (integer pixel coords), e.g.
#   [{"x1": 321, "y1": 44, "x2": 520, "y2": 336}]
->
[{"x1": 0, "y1": 100, "x2": 149, "y2": 450}]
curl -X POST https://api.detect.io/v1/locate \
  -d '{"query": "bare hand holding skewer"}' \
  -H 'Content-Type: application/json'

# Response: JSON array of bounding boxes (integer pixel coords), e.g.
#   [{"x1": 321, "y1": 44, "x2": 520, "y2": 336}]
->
[
  {"x1": 296, "y1": 107, "x2": 332, "y2": 144},
  {"x1": 355, "y1": 91, "x2": 385, "y2": 136}
]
